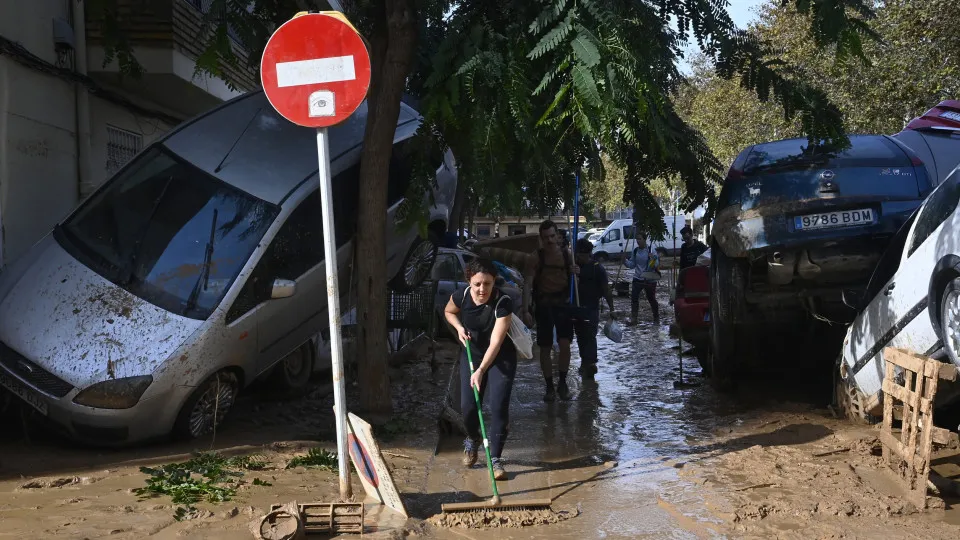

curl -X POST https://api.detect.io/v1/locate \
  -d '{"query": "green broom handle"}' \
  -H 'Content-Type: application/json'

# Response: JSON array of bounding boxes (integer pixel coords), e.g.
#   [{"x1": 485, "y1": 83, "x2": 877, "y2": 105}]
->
[{"x1": 465, "y1": 339, "x2": 501, "y2": 501}]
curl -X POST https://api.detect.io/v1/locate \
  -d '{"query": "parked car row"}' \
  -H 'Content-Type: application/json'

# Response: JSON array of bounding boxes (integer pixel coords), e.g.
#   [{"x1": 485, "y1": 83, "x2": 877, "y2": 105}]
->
[
  {"x1": 702, "y1": 99, "x2": 960, "y2": 422},
  {"x1": 0, "y1": 90, "x2": 456, "y2": 445}
]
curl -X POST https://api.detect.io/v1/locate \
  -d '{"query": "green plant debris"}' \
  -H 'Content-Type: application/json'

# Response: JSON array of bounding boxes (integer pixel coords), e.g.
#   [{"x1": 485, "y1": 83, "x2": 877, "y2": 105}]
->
[
  {"x1": 285, "y1": 448, "x2": 338, "y2": 470},
  {"x1": 134, "y1": 451, "x2": 272, "y2": 520},
  {"x1": 253, "y1": 478, "x2": 272, "y2": 486}
]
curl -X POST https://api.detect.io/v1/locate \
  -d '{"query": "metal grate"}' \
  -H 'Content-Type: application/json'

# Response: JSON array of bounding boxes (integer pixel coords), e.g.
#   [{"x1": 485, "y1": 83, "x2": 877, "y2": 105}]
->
[
  {"x1": 0, "y1": 342, "x2": 74, "y2": 398},
  {"x1": 106, "y1": 125, "x2": 143, "y2": 176}
]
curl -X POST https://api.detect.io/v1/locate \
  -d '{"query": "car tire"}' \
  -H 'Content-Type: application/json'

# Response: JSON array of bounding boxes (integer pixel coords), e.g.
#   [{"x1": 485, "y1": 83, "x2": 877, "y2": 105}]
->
[
  {"x1": 709, "y1": 249, "x2": 750, "y2": 387},
  {"x1": 595, "y1": 252, "x2": 609, "y2": 263},
  {"x1": 940, "y1": 277, "x2": 960, "y2": 367},
  {"x1": 834, "y1": 367, "x2": 878, "y2": 425},
  {"x1": 267, "y1": 343, "x2": 314, "y2": 397},
  {"x1": 695, "y1": 347, "x2": 711, "y2": 376},
  {"x1": 174, "y1": 370, "x2": 239, "y2": 440},
  {"x1": 389, "y1": 236, "x2": 439, "y2": 293}
]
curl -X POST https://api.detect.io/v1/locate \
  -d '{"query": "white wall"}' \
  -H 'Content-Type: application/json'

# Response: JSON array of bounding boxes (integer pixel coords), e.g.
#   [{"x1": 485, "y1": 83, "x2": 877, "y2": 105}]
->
[
  {"x1": 0, "y1": 1, "x2": 82, "y2": 265},
  {"x1": 88, "y1": 96, "x2": 172, "y2": 189}
]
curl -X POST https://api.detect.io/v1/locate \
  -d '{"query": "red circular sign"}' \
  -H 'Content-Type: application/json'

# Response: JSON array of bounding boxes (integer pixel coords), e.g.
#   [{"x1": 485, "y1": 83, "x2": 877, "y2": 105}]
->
[{"x1": 260, "y1": 13, "x2": 372, "y2": 128}]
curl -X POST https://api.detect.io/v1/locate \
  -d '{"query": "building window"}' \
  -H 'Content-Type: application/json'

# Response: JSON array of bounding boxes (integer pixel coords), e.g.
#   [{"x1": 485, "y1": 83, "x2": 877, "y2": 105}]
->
[
  {"x1": 507, "y1": 225, "x2": 526, "y2": 236},
  {"x1": 106, "y1": 125, "x2": 143, "y2": 176},
  {"x1": 476, "y1": 225, "x2": 492, "y2": 238}
]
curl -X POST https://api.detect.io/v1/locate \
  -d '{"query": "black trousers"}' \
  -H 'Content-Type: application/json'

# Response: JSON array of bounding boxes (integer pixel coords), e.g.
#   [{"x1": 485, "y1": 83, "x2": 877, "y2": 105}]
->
[
  {"x1": 460, "y1": 345, "x2": 517, "y2": 458},
  {"x1": 574, "y1": 308, "x2": 600, "y2": 366},
  {"x1": 631, "y1": 279, "x2": 659, "y2": 319}
]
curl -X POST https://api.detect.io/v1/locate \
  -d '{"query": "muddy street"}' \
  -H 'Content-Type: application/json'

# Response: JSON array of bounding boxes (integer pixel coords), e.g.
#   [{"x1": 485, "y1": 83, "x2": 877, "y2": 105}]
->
[{"x1": 2, "y1": 293, "x2": 960, "y2": 538}]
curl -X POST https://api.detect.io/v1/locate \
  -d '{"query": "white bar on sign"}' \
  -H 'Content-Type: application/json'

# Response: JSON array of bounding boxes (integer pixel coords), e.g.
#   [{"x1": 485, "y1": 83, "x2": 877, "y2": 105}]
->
[{"x1": 276, "y1": 55, "x2": 356, "y2": 87}]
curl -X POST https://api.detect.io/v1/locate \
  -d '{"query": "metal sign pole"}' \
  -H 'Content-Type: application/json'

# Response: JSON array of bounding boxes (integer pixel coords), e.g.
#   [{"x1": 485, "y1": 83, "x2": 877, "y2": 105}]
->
[{"x1": 316, "y1": 126, "x2": 352, "y2": 500}]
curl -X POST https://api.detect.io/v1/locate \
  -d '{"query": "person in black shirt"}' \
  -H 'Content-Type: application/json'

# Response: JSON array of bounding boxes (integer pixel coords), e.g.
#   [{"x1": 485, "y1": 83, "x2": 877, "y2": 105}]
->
[
  {"x1": 444, "y1": 258, "x2": 517, "y2": 480},
  {"x1": 573, "y1": 239, "x2": 616, "y2": 379},
  {"x1": 678, "y1": 225, "x2": 709, "y2": 270}
]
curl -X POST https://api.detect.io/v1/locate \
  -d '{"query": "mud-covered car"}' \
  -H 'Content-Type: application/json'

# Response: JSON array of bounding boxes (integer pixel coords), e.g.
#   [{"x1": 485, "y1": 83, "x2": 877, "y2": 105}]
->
[
  {"x1": 0, "y1": 91, "x2": 455, "y2": 446},
  {"x1": 837, "y1": 163, "x2": 960, "y2": 422},
  {"x1": 710, "y1": 135, "x2": 932, "y2": 378}
]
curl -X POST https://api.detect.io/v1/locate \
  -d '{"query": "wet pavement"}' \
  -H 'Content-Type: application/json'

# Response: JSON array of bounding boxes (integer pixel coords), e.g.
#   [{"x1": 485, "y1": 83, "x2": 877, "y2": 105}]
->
[{"x1": 3, "y1": 292, "x2": 960, "y2": 538}]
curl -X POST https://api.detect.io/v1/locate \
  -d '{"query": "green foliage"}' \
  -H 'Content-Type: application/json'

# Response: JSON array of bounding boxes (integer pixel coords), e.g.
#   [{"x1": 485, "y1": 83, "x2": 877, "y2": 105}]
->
[
  {"x1": 285, "y1": 448, "x2": 339, "y2": 470},
  {"x1": 90, "y1": 0, "x2": 879, "y2": 236},
  {"x1": 134, "y1": 452, "x2": 269, "y2": 521},
  {"x1": 679, "y1": 0, "x2": 960, "y2": 177}
]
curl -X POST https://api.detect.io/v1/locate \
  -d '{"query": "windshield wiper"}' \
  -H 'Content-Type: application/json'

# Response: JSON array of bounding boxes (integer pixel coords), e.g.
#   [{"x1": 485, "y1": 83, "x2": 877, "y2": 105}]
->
[{"x1": 185, "y1": 209, "x2": 218, "y2": 314}]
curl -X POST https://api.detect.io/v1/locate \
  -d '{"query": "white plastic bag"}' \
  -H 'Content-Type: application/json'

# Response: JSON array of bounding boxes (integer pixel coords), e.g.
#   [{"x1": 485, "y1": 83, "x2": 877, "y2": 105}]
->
[
  {"x1": 495, "y1": 295, "x2": 534, "y2": 359},
  {"x1": 603, "y1": 320, "x2": 624, "y2": 343},
  {"x1": 508, "y1": 315, "x2": 535, "y2": 359}
]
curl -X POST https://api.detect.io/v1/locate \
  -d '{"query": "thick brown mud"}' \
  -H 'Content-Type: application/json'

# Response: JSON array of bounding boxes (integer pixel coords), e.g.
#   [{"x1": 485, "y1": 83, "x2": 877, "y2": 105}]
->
[{"x1": 2, "y1": 289, "x2": 960, "y2": 538}]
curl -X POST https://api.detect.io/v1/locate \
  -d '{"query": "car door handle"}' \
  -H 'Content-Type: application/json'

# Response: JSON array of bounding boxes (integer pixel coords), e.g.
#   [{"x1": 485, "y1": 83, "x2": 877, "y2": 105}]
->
[{"x1": 884, "y1": 283, "x2": 896, "y2": 295}]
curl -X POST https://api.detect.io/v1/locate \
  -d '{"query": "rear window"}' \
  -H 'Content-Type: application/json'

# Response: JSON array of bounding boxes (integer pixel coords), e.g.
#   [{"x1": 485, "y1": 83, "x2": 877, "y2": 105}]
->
[{"x1": 743, "y1": 135, "x2": 910, "y2": 174}]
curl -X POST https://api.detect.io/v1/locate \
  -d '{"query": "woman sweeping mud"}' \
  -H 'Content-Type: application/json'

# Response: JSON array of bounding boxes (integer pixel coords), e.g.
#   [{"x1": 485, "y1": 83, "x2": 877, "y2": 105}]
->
[{"x1": 444, "y1": 258, "x2": 516, "y2": 480}]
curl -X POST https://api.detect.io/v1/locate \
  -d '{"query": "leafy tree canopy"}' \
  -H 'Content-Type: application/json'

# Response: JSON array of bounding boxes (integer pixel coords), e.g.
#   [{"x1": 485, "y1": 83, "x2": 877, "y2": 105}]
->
[{"x1": 89, "y1": 0, "x2": 878, "y2": 232}]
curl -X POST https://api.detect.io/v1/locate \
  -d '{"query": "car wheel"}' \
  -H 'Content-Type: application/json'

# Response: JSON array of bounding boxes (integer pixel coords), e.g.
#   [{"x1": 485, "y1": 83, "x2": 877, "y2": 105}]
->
[
  {"x1": 595, "y1": 252, "x2": 609, "y2": 263},
  {"x1": 694, "y1": 347, "x2": 711, "y2": 376},
  {"x1": 174, "y1": 371, "x2": 239, "y2": 439},
  {"x1": 941, "y1": 277, "x2": 960, "y2": 367},
  {"x1": 268, "y1": 343, "x2": 314, "y2": 397},
  {"x1": 389, "y1": 236, "x2": 439, "y2": 293},
  {"x1": 709, "y1": 249, "x2": 747, "y2": 386},
  {"x1": 834, "y1": 365, "x2": 878, "y2": 425}
]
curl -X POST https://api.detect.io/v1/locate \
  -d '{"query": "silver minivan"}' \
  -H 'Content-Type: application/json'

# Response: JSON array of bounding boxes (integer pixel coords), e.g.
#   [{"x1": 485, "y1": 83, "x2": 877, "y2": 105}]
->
[{"x1": 0, "y1": 91, "x2": 456, "y2": 445}]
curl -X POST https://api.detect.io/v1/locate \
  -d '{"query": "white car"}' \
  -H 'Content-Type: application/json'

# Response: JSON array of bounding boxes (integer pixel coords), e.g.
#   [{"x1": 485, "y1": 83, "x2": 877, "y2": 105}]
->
[{"x1": 838, "y1": 163, "x2": 960, "y2": 421}]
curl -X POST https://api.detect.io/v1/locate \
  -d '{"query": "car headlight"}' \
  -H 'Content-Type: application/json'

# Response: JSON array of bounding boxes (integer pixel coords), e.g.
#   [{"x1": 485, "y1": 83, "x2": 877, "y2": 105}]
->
[{"x1": 72, "y1": 376, "x2": 153, "y2": 409}]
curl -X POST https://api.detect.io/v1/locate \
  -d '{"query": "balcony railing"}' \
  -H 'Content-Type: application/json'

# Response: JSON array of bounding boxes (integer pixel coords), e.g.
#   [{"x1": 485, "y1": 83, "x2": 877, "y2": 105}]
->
[{"x1": 182, "y1": 0, "x2": 243, "y2": 45}]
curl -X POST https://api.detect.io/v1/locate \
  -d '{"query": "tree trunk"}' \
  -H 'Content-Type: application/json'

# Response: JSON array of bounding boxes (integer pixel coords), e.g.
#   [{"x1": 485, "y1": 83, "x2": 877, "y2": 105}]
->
[
  {"x1": 467, "y1": 196, "x2": 475, "y2": 237},
  {"x1": 354, "y1": 0, "x2": 417, "y2": 414}
]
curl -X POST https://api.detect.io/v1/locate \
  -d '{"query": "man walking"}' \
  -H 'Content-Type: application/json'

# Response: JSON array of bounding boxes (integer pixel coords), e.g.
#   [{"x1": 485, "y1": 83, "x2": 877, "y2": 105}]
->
[
  {"x1": 678, "y1": 225, "x2": 709, "y2": 270},
  {"x1": 477, "y1": 220, "x2": 577, "y2": 401},
  {"x1": 623, "y1": 235, "x2": 661, "y2": 325},
  {"x1": 573, "y1": 238, "x2": 616, "y2": 379}
]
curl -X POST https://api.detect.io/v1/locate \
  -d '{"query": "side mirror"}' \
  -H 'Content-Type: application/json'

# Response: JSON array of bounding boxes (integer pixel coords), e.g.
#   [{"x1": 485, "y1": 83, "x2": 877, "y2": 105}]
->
[
  {"x1": 271, "y1": 278, "x2": 297, "y2": 299},
  {"x1": 841, "y1": 289, "x2": 862, "y2": 310}
]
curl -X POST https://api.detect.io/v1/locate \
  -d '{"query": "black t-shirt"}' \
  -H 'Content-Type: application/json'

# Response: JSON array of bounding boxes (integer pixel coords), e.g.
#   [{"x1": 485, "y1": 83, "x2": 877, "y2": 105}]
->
[
  {"x1": 679, "y1": 240, "x2": 708, "y2": 269},
  {"x1": 577, "y1": 262, "x2": 608, "y2": 310},
  {"x1": 453, "y1": 287, "x2": 514, "y2": 353}
]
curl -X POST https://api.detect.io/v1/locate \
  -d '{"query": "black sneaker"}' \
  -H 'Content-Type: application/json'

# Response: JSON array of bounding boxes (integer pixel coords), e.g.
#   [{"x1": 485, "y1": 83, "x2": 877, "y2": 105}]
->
[
  {"x1": 543, "y1": 386, "x2": 556, "y2": 402},
  {"x1": 557, "y1": 382, "x2": 572, "y2": 401}
]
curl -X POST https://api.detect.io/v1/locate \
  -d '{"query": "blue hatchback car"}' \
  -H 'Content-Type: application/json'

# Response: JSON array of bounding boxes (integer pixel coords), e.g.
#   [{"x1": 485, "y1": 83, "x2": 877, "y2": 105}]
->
[{"x1": 709, "y1": 135, "x2": 933, "y2": 378}]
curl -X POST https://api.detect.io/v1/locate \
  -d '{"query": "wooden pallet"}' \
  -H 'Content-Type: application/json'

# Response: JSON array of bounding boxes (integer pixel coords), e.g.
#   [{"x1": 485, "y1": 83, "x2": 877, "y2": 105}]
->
[{"x1": 878, "y1": 347, "x2": 958, "y2": 509}]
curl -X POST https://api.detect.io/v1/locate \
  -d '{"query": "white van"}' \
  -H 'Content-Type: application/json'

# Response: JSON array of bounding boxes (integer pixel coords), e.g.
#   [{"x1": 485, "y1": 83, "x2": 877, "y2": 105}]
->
[{"x1": 592, "y1": 216, "x2": 686, "y2": 262}]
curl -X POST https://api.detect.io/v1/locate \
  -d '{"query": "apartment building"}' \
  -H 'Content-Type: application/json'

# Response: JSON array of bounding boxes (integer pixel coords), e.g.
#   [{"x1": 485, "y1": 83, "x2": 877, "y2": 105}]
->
[{"x1": 0, "y1": 0, "x2": 257, "y2": 267}]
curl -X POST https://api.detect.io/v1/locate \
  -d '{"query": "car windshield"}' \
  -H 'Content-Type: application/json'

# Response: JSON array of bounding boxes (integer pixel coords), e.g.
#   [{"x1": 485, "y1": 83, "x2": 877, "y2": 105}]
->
[
  {"x1": 55, "y1": 146, "x2": 279, "y2": 320},
  {"x1": 743, "y1": 136, "x2": 908, "y2": 175}
]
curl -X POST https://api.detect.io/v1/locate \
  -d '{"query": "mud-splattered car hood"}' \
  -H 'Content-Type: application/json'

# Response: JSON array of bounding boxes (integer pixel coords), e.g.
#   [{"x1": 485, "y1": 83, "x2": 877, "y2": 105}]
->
[{"x1": 0, "y1": 236, "x2": 203, "y2": 389}]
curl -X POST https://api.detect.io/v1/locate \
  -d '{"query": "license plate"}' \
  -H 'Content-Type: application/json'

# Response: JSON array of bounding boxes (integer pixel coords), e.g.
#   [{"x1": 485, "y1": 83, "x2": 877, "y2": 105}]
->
[
  {"x1": 794, "y1": 208, "x2": 874, "y2": 231},
  {"x1": 939, "y1": 111, "x2": 960, "y2": 123},
  {"x1": 0, "y1": 369, "x2": 49, "y2": 416}
]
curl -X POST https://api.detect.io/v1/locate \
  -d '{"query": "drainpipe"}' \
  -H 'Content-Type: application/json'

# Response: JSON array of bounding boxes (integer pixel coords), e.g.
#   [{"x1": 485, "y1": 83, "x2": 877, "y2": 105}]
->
[
  {"x1": 72, "y1": 0, "x2": 94, "y2": 200},
  {"x1": 0, "y1": 59, "x2": 8, "y2": 269}
]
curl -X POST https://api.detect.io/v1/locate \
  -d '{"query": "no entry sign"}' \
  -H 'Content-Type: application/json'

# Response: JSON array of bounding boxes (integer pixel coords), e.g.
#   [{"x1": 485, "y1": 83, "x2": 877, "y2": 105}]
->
[
  {"x1": 260, "y1": 11, "x2": 373, "y2": 502},
  {"x1": 261, "y1": 12, "x2": 372, "y2": 128}
]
